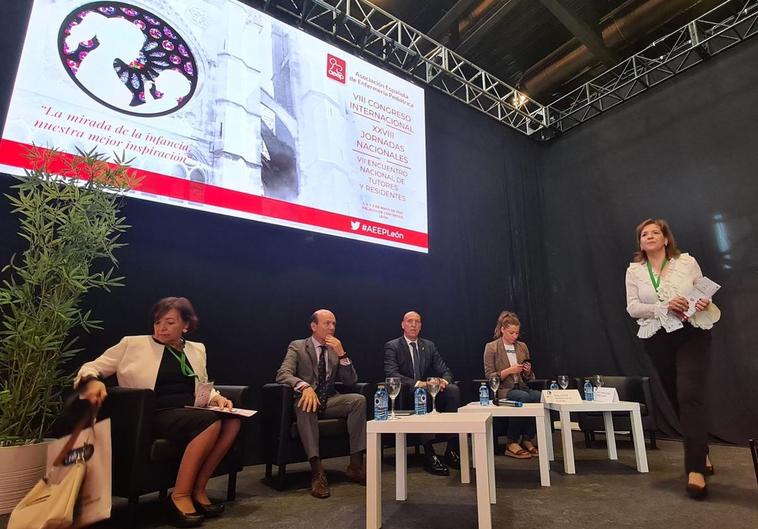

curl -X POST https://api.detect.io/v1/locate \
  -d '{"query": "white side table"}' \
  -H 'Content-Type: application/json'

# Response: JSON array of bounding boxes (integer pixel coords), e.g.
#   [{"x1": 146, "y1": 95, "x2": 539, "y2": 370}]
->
[
  {"x1": 545, "y1": 400, "x2": 649, "y2": 474},
  {"x1": 458, "y1": 402, "x2": 553, "y2": 486},
  {"x1": 366, "y1": 413, "x2": 493, "y2": 529}
]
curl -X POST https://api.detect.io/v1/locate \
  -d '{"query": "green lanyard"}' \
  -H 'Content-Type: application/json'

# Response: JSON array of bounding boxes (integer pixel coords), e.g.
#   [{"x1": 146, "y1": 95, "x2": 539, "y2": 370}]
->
[
  {"x1": 165, "y1": 345, "x2": 197, "y2": 378},
  {"x1": 646, "y1": 259, "x2": 668, "y2": 291}
]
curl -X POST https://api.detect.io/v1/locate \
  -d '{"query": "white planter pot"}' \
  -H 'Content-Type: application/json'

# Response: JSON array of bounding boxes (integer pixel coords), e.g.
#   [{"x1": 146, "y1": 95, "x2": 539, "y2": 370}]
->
[{"x1": 0, "y1": 441, "x2": 52, "y2": 514}]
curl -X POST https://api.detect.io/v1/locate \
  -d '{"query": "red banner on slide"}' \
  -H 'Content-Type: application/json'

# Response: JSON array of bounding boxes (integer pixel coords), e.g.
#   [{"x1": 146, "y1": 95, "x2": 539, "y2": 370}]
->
[{"x1": 0, "y1": 139, "x2": 428, "y2": 249}]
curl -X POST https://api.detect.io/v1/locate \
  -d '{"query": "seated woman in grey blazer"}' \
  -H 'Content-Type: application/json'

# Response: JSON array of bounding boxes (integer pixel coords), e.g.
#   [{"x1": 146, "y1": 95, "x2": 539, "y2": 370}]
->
[
  {"x1": 76, "y1": 297, "x2": 240, "y2": 527},
  {"x1": 483, "y1": 311, "x2": 541, "y2": 459}
]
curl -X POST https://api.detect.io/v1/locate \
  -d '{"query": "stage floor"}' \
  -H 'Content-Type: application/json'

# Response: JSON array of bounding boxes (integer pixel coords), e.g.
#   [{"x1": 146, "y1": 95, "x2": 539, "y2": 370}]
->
[{"x1": 9, "y1": 434, "x2": 756, "y2": 529}]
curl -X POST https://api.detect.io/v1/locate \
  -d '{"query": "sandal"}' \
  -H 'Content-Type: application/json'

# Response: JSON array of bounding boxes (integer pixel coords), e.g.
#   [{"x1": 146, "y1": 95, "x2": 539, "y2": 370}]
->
[
  {"x1": 521, "y1": 441, "x2": 539, "y2": 455},
  {"x1": 504, "y1": 447, "x2": 532, "y2": 459}
]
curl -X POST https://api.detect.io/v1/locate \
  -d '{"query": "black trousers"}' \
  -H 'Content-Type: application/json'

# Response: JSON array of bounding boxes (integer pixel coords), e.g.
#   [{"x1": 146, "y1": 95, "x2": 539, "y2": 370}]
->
[{"x1": 643, "y1": 325, "x2": 710, "y2": 474}]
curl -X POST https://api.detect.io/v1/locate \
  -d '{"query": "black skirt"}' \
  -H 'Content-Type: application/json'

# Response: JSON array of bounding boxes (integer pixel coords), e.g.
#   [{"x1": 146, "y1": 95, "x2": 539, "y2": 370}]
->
[{"x1": 151, "y1": 347, "x2": 218, "y2": 446}]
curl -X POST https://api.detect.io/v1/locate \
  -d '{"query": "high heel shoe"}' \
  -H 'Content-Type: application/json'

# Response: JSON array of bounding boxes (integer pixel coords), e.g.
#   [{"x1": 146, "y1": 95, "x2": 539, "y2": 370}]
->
[
  {"x1": 705, "y1": 456, "x2": 716, "y2": 476},
  {"x1": 193, "y1": 498, "x2": 224, "y2": 518},
  {"x1": 685, "y1": 472, "x2": 708, "y2": 500},
  {"x1": 686, "y1": 482, "x2": 708, "y2": 500},
  {"x1": 167, "y1": 496, "x2": 204, "y2": 528}
]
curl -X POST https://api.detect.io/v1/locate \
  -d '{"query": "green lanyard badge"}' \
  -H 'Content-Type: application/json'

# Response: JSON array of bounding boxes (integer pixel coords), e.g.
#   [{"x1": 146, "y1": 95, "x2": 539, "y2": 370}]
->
[
  {"x1": 646, "y1": 259, "x2": 668, "y2": 291},
  {"x1": 166, "y1": 345, "x2": 197, "y2": 378}
]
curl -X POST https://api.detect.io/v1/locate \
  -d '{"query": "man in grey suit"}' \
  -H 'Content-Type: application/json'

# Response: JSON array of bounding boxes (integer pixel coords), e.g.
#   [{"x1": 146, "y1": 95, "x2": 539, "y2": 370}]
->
[
  {"x1": 276, "y1": 309, "x2": 366, "y2": 498},
  {"x1": 384, "y1": 311, "x2": 461, "y2": 476}
]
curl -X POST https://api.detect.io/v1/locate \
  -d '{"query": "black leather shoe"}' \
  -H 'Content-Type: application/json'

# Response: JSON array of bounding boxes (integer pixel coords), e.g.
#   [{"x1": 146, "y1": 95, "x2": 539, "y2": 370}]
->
[
  {"x1": 686, "y1": 483, "x2": 708, "y2": 500},
  {"x1": 193, "y1": 499, "x2": 224, "y2": 517},
  {"x1": 445, "y1": 449, "x2": 461, "y2": 470},
  {"x1": 424, "y1": 455, "x2": 450, "y2": 476},
  {"x1": 167, "y1": 497, "x2": 204, "y2": 528}
]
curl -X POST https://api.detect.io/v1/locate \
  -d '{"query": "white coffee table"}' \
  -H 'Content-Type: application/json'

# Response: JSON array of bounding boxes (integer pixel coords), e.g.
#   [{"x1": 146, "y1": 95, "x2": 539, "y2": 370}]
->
[
  {"x1": 366, "y1": 413, "x2": 493, "y2": 529},
  {"x1": 545, "y1": 400, "x2": 649, "y2": 474},
  {"x1": 458, "y1": 402, "x2": 553, "y2": 486}
]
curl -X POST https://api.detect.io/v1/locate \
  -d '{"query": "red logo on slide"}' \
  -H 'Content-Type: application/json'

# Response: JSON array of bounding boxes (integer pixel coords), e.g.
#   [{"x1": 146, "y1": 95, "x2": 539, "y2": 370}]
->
[{"x1": 326, "y1": 54, "x2": 346, "y2": 84}]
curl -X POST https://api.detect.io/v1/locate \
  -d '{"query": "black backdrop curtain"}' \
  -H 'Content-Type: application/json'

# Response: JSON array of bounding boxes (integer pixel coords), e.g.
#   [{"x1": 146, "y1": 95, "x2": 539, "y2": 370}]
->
[
  {"x1": 2, "y1": 0, "x2": 756, "y2": 458},
  {"x1": 536, "y1": 38, "x2": 758, "y2": 443}
]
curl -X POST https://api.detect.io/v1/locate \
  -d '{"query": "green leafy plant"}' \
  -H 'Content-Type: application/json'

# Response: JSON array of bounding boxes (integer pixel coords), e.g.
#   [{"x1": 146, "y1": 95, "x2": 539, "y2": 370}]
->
[{"x1": 0, "y1": 147, "x2": 138, "y2": 446}]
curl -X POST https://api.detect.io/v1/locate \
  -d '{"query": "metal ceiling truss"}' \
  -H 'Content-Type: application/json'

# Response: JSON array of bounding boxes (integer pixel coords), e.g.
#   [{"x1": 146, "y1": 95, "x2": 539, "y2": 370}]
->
[
  {"x1": 263, "y1": 0, "x2": 547, "y2": 136},
  {"x1": 544, "y1": 0, "x2": 758, "y2": 136}
]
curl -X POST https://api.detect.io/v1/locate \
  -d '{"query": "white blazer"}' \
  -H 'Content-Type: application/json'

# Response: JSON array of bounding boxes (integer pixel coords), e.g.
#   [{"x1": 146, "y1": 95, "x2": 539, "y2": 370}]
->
[{"x1": 75, "y1": 335, "x2": 220, "y2": 402}]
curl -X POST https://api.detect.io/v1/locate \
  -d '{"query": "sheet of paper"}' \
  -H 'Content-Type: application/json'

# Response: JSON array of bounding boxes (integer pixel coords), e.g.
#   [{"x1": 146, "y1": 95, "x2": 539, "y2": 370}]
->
[
  {"x1": 661, "y1": 313, "x2": 684, "y2": 333},
  {"x1": 193, "y1": 381, "x2": 214, "y2": 408},
  {"x1": 593, "y1": 387, "x2": 619, "y2": 403},
  {"x1": 185, "y1": 405, "x2": 257, "y2": 418},
  {"x1": 541, "y1": 389, "x2": 582, "y2": 404},
  {"x1": 684, "y1": 276, "x2": 721, "y2": 317}
]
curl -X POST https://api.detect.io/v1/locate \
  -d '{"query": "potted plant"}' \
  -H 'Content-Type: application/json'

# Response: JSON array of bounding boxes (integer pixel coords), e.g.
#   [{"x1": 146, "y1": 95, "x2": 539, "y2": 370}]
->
[{"x1": 0, "y1": 146, "x2": 137, "y2": 513}]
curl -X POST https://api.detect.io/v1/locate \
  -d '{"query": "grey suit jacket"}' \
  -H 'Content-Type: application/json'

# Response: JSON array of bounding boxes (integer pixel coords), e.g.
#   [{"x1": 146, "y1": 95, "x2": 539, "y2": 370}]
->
[
  {"x1": 483, "y1": 338, "x2": 536, "y2": 399},
  {"x1": 276, "y1": 337, "x2": 358, "y2": 396}
]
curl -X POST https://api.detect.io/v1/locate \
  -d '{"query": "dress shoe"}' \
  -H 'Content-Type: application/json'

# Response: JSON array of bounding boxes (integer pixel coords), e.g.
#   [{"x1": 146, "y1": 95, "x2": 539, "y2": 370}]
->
[
  {"x1": 345, "y1": 464, "x2": 366, "y2": 485},
  {"x1": 311, "y1": 472, "x2": 331, "y2": 499},
  {"x1": 444, "y1": 449, "x2": 461, "y2": 469},
  {"x1": 686, "y1": 482, "x2": 708, "y2": 500},
  {"x1": 193, "y1": 498, "x2": 224, "y2": 517},
  {"x1": 705, "y1": 460, "x2": 715, "y2": 475},
  {"x1": 167, "y1": 497, "x2": 204, "y2": 528},
  {"x1": 423, "y1": 455, "x2": 450, "y2": 476}
]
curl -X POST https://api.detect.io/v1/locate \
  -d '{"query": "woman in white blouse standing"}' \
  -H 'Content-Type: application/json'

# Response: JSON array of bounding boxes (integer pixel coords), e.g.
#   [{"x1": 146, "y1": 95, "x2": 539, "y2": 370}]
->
[{"x1": 625, "y1": 219, "x2": 720, "y2": 499}]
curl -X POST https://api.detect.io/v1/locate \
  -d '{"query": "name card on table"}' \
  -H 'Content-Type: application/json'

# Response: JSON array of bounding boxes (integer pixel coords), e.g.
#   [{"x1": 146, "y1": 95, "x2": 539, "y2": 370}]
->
[
  {"x1": 541, "y1": 389, "x2": 582, "y2": 404},
  {"x1": 593, "y1": 387, "x2": 619, "y2": 403}
]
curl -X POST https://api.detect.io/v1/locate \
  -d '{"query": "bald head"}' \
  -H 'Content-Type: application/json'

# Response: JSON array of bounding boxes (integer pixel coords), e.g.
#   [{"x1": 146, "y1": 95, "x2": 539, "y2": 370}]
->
[
  {"x1": 310, "y1": 309, "x2": 336, "y2": 342},
  {"x1": 401, "y1": 311, "x2": 422, "y2": 340}
]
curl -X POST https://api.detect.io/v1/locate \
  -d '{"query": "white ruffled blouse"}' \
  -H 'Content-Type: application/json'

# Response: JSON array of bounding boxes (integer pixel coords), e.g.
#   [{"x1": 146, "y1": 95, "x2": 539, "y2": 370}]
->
[{"x1": 625, "y1": 253, "x2": 721, "y2": 339}]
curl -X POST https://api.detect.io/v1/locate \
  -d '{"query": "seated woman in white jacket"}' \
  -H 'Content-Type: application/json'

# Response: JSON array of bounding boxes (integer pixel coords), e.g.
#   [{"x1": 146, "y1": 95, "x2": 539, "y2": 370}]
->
[{"x1": 76, "y1": 297, "x2": 240, "y2": 527}]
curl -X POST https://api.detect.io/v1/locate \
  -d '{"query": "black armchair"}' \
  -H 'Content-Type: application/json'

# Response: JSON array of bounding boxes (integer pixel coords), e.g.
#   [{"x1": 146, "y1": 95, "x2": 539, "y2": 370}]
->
[
  {"x1": 573, "y1": 376, "x2": 658, "y2": 449},
  {"x1": 261, "y1": 382, "x2": 372, "y2": 490},
  {"x1": 102, "y1": 384, "x2": 250, "y2": 526}
]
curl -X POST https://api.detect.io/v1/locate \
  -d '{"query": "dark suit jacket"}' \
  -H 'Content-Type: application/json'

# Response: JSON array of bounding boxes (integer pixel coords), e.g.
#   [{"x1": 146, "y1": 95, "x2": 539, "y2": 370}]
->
[
  {"x1": 276, "y1": 337, "x2": 358, "y2": 397},
  {"x1": 383, "y1": 336, "x2": 454, "y2": 387}
]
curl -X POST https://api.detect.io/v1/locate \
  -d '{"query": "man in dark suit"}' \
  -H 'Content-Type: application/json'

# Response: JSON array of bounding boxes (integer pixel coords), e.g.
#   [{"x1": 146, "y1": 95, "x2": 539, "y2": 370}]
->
[
  {"x1": 383, "y1": 311, "x2": 461, "y2": 475},
  {"x1": 276, "y1": 309, "x2": 366, "y2": 498}
]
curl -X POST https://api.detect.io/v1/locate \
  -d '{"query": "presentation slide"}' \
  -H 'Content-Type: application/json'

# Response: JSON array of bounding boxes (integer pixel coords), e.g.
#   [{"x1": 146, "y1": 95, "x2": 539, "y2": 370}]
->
[{"x1": 0, "y1": 0, "x2": 428, "y2": 252}]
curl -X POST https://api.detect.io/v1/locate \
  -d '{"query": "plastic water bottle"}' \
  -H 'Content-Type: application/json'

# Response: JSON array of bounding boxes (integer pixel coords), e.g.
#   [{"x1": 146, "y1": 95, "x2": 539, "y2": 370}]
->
[
  {"x1": 374, "y1": 384, "x2": 389, "y2": 420},
  {"x1": 414, "y1": 386, "x2": 427, "y2": 415},
  {"x1": 549, "y1": 380, "x2": 559, "y2": 390},
  {"x1": 583, "y1": 379, "x2": 594, "y2": 401},
  {"x1": 479, "y1": 382, "x2": 489, "y2": 406}
]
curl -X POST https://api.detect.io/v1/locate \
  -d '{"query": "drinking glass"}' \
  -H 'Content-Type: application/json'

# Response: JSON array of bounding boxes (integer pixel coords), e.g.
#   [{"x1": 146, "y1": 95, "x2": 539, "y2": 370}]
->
[
  {"x1": 385, "y1": 377, "x2": 401, "y2": 420},
  {"x1": 558, "y1": 375, "x2": 569, "y2": 390},
  {"x1": 593, "y1": 375, "x2": 604, "y2": 389},
  {"x1": 426, "y1": 377, "x2": 441, "y2": 413},
  {"x1": 488, "y1": 375, "x2": 500, "y2": 402}
]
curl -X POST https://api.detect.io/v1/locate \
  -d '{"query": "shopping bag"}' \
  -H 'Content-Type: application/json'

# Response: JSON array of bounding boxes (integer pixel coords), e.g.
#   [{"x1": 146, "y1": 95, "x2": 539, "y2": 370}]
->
[
  {"x1": 7, "y1": 457, "x2": 85, "y2": 529},
  {"x1": 8, "y1": 405, "x2": 111, "y2": 529},
  {"x1": 47, "y1": 419, "x2": 112, "y2": 528}
]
